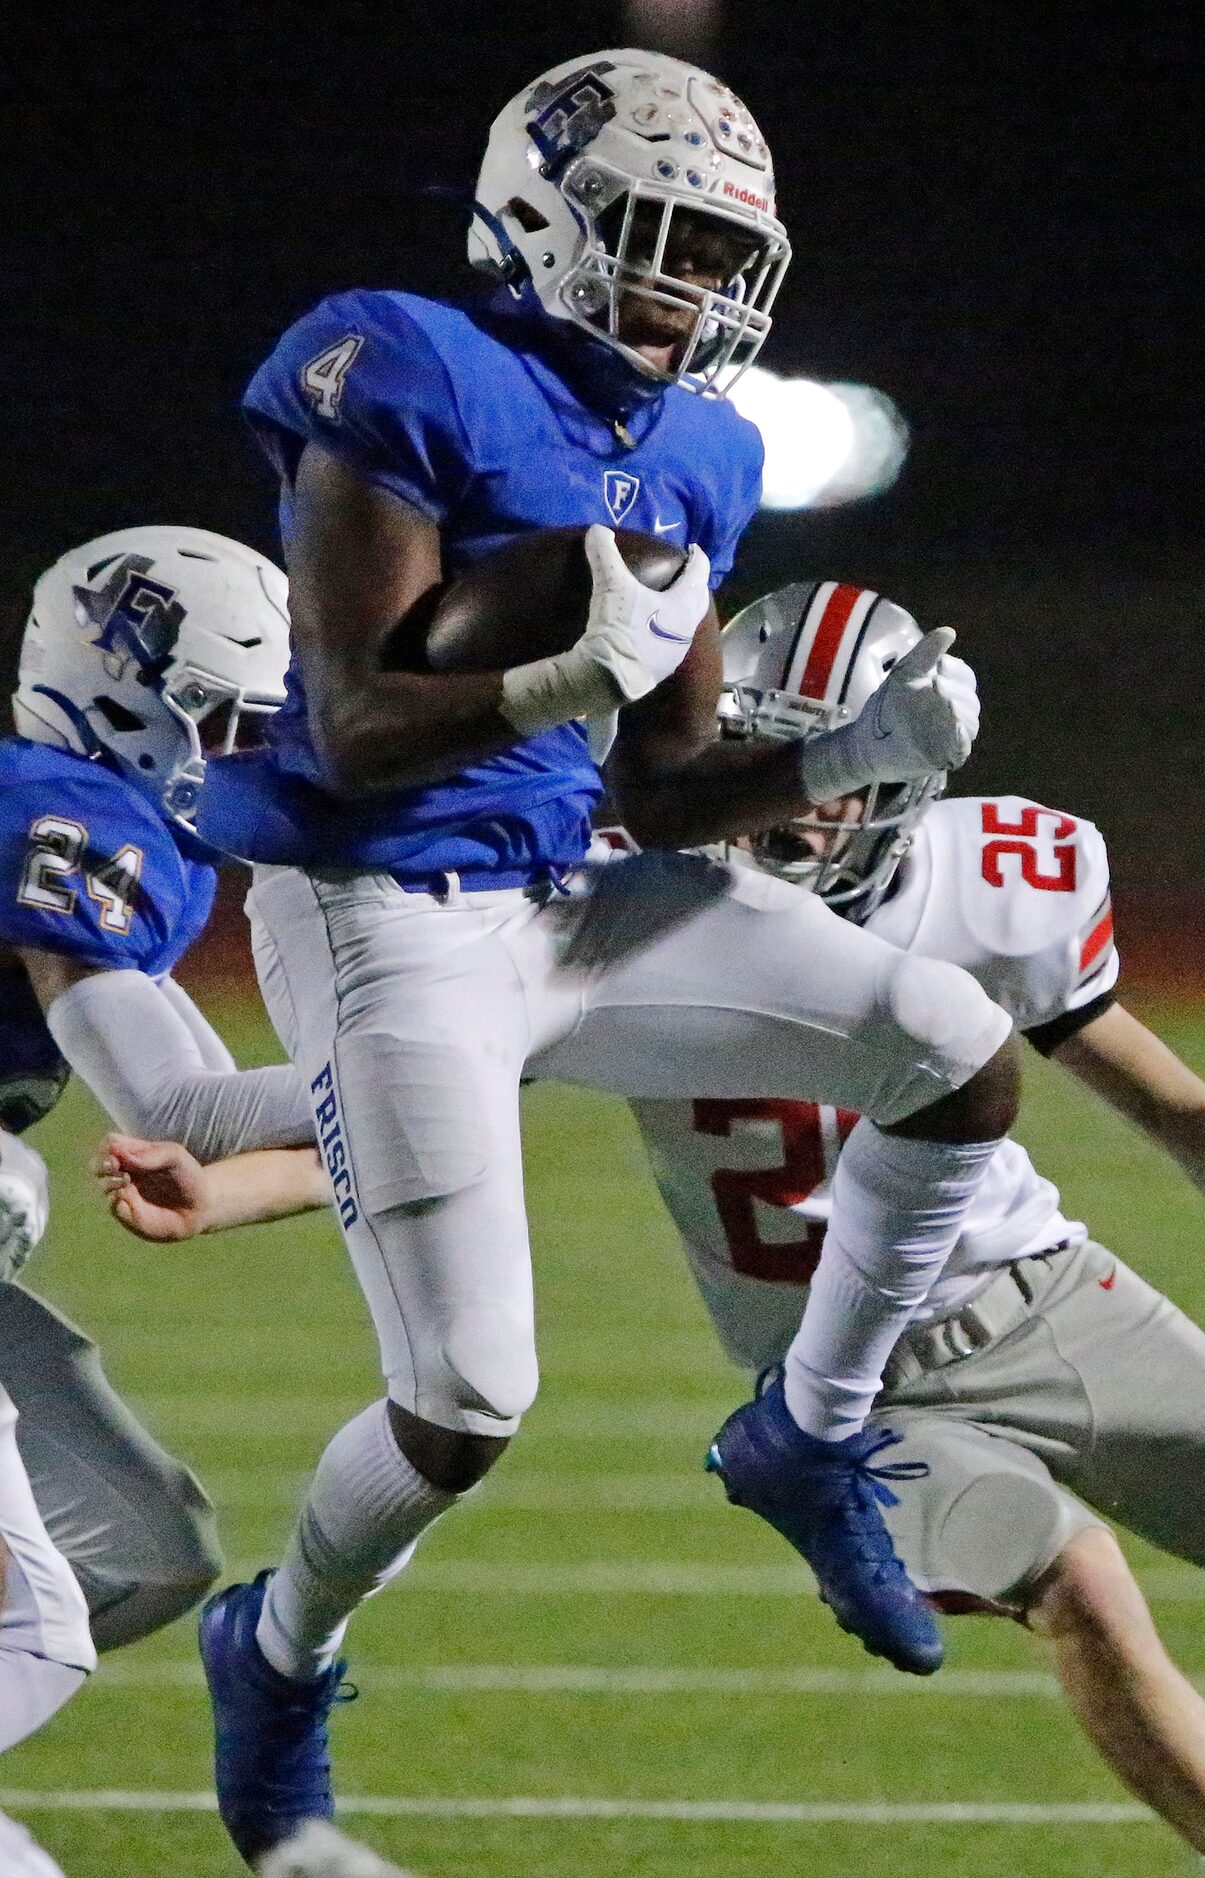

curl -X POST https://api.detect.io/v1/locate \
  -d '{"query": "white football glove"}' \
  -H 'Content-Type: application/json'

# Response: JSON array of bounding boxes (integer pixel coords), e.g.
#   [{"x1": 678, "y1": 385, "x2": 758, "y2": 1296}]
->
[
  {"x1": 499, "y1": 525, "x2": 711, "y2": 739},
  {"x1": 579, "y1": 524, "x2": 711, "y2": 701},
  {"x1": 0, "y1": 1130, "x2": 50, "y2": 1281},
  {"x1": 797, "y1": 627, "x2": 980, "y2": 803}
]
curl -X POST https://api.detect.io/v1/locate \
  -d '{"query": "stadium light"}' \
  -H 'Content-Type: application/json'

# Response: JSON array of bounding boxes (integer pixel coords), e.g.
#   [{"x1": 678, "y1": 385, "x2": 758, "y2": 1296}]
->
[{"x1": 728, "y1": 366, "x2": 911, "y2": 510}]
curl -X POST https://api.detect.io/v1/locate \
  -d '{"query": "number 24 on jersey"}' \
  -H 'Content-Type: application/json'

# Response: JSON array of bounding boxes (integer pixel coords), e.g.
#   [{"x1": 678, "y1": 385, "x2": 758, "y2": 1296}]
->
[{"x1": 18, "y1": 816, "x2": 143, "y2": 935}]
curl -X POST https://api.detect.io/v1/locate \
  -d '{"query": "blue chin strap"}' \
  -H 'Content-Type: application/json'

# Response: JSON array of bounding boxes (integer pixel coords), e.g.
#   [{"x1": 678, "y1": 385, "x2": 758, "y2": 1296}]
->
[
  {"x1": 467, "y1": 195, "x2": 668, "y2": 424},
  {"x1": 468, "y1": 199, "x2": 532, "y2": 292},
  {"x1": 30, "y1": 685, "x2": 105, "y2": 759}
]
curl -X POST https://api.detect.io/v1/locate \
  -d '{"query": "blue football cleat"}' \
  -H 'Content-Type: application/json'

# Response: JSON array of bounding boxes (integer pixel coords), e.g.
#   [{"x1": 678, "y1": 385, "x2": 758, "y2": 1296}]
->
[
  {"x1": 199, "y1": 1572, "x2": 351, "y2": 1867},
  {"x1": 706, "y1": 1374, "x2": 944, "y2": 1676}
]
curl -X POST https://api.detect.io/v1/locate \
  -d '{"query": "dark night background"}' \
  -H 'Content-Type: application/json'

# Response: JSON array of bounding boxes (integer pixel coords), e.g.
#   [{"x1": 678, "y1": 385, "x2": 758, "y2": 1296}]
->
[{"x1": 6, "y1": 2, "x2": 1202, "y2": 911}]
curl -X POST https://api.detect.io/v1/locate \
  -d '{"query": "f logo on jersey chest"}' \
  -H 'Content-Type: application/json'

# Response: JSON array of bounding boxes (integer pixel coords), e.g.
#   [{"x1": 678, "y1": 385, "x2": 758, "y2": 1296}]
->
[{"x1": 603, "y1": 470, "x2": 640, "y2": 526}]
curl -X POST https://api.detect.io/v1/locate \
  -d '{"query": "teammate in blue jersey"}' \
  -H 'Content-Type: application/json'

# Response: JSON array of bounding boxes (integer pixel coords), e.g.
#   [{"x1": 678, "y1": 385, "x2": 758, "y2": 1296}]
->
[
  {"x1": 195, "y1": 50, "x2": 1023, "y2": 1865},
  {"x1": 0, "y1": 524, "x2": 328, "y2": 1878}
]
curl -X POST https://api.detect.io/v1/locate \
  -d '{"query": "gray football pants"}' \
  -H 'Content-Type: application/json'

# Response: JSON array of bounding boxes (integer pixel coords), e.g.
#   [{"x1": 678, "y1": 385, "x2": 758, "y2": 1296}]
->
[
  {"x1": 856, "y1": 1240, "x2": 1205, "y2": 1603},
  {"x1": 1, "y1": 1282, "x2": 222, "y2": 1650}
]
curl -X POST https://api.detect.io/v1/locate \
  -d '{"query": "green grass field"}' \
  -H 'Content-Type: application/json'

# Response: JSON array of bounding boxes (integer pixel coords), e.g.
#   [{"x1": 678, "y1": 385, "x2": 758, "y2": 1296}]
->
[{"x1": 4, "y1": 992, "x2": 1204, "y2": 1878}]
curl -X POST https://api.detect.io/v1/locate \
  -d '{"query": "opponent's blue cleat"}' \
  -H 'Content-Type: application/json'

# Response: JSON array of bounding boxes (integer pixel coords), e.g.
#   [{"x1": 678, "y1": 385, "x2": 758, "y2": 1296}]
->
[
  {"x1": 199, "y1": 1572, "x2": 351, "y2": 1867},
  {"x1": 706, "y1": 1373, "x2": 944, "y2": 1676}
]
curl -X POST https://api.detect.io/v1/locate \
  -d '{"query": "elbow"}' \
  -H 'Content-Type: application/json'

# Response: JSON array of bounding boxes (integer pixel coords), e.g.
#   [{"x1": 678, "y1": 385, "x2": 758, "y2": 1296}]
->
[
  {"x1": 312, "y1": 695, "x2": 439, "y2": 796},
  {"x1": 617, "y1": 795, "x2": 702, "y2": 852},
  {"x1": 311, "y1": 704, "x2": 390, "y2": 798}
]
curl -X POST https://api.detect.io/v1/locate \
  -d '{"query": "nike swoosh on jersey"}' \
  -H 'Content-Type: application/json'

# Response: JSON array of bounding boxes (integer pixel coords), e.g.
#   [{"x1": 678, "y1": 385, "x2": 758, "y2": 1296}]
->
[
  {"x1": 653, "y1": 517, "x2": 683, "y2": 533},
  {"x1": 871, "y1": 690, "x2": 893, "y2": 740},
  {"x1": 648, "y1": 617, "x2": 693, "y2": 644},
  {"x1": 1098, "y1": 1265, "x2": 1117, "y2": 1290}
]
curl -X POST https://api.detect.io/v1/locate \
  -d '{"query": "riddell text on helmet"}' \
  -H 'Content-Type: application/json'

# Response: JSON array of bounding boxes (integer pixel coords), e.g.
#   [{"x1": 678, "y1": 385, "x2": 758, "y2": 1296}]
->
[{"x1": 722, "y1": 181, "x2": 770, "y2": 212}]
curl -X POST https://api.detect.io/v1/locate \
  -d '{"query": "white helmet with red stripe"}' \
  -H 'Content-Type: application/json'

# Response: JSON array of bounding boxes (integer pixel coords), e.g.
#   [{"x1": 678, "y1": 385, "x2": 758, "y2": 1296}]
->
[{"x1": 718, "y1": 580, "x2": 944, "y2": 916}]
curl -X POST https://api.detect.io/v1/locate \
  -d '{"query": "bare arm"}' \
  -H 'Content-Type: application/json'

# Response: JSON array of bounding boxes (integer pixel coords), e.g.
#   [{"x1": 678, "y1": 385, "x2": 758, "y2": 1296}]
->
[
  {"x1": 98, "y1": 1134, "x2": 329, "y2": 1242},
  {"x1": 1051, "y1": 1002, "x2": 1205, "y2": 1192},
  {"x1": 607, "y1": 610, "x2": 841, "y2": 849},
  {"x1": 287, "y1": 442, "x2": 522, "y2": 794}
]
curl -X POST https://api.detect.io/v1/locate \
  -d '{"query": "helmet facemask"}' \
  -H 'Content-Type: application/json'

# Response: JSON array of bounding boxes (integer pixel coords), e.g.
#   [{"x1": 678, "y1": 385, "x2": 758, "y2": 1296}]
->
[
  {"x1": 749, "y1": 777, "x2": 940, "y2": 916},
  {"x1": 559, "y1": 165, "x2": 789, "y2": 389},
  {"x1": 150, "y1": 667, "x2": 289, "y2": 823}
]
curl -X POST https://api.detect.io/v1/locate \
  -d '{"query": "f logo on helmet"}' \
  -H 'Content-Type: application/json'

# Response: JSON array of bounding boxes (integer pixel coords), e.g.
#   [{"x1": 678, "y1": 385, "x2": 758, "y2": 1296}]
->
[
  {"x1": 526, "y1": 64, "x2": 617, "y2": 173},
  {"x1": 72, "y1": 554, "x2": 186, "y2": 681},
  {"x1": 603, "y1": 470, "x2": 641, "y2": 525}
]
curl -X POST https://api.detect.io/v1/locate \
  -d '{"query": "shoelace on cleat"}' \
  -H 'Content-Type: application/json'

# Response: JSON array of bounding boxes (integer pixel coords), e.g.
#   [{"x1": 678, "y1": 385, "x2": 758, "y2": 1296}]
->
[
  {"x1": 837, "y1": 1428, "x2": 931, "y2": 1511},
  {"x1": 818, "y1": 1431, "x2": 931, "y2": 1589}
]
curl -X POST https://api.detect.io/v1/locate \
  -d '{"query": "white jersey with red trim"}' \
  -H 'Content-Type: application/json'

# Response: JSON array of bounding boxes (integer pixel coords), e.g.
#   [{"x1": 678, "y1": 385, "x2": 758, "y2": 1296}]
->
[{"x1": 631, "y1": 794, "x2": 1120, "y2": 1372}]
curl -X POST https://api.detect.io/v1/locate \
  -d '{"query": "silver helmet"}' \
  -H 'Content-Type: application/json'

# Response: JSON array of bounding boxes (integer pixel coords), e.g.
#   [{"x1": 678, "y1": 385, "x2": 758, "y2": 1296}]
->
[
  {"x1": 13, "y1": 526, "x2": 291, "y2": 829},
  {"x1": 719, "y1": 580, "x2": 944, "y2": 918}
]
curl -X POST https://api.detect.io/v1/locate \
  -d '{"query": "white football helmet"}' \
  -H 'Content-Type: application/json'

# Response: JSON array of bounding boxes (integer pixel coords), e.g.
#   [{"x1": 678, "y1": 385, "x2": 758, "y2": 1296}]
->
[
  {"x1": 469, "y1": 49, "x2": 790, "y2": 394},
  {"x1": 13, "y1": 525, "x2": 291, "y2": 829},
  {"x1": 719, "y1": 581, "x2": 945, "y2": 917}
]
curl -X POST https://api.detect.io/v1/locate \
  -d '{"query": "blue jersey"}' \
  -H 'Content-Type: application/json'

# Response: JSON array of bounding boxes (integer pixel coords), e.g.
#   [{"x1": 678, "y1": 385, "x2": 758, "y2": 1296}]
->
[
  {"x1": 0, "y1": 738, "x2": 217, "y2": 1132},
  {"x1": 197, "y1": 289, "x2": 764, "y2": 874}
]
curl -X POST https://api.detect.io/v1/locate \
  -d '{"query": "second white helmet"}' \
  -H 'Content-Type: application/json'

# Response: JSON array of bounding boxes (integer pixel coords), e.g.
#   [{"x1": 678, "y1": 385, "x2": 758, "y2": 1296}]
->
[
  {"x1": 13, "y1": 526, "x2": 291, "y2": 829},
  {"x1": 469, "y1": 49, "x2": 790, "y2": 393},
  {"x1": 719, "y1": 581, "x2": 945, "y2": 917}
]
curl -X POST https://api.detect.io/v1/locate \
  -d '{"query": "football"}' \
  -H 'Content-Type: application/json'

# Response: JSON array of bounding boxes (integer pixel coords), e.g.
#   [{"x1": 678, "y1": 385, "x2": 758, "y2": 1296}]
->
[{"x1": 385, "y1": 526, "x2": 687, "y2": 673}]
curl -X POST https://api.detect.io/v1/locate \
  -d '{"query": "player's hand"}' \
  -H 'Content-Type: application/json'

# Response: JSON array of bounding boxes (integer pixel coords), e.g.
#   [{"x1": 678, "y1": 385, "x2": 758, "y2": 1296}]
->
[
  {"x1": 796, "y1": 628, "x2": 979, "y2": 805},
  {"x1": 580, "y1": 524, "x2": 711, "y2": 702},
  {"x1": 95, "y1": 1132, "x2": 214, "y2": 1243},
  {"x1": 0, "y1": 1130, "x2": 50, "y2": 1280},
  {"x1": 861, "y1": 628, "x2": 979, "y2": 779}
]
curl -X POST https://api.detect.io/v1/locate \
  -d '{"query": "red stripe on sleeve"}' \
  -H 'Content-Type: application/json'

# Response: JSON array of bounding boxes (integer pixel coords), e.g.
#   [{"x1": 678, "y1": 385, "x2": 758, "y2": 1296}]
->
[
  {"x1": 1079, "y1": 906, "x2": 1114, "y2": 972},
  {"x1": 799, "y1": 584, "x2": 863, "y2": 701}
]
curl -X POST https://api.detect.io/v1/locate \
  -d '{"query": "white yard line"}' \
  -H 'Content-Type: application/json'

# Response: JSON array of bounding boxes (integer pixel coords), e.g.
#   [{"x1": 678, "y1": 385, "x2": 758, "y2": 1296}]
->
[
  {"x1": 131, "y1": 1397, "x2": 722, "y2": 1440},
  {"x1": 199, "y1": 1470, "x2": 718, "y2": 1512},
  {"x1": 93, "y1": 1662, "x2": 1069, "y2": 1697},
  {"x1": 221, "y1": 1560, "x2": 817, "y2": 1595},
  {"x1": 0, "y1": 1790, "x2": 1155, "y2": 1825},
  {"x1": 208, "y1": 1556, "x2": 1201, "y2": 1602}
]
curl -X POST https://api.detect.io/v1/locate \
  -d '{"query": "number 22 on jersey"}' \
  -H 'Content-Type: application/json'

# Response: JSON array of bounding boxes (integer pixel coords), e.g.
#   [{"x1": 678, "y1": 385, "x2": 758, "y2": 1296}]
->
[
  {"x1": 18, "y1": 816, "x2": 143, "y2": 934},
  {"x1": 692, "y1": 1099, "x2": 859, "y2": 1283}
]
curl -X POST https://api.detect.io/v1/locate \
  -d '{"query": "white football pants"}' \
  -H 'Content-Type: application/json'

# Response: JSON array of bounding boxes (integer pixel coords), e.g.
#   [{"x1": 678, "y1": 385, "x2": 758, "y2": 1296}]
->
[{"x1": 249, "y1": 853, "x2": 1011, "y2": 1436}]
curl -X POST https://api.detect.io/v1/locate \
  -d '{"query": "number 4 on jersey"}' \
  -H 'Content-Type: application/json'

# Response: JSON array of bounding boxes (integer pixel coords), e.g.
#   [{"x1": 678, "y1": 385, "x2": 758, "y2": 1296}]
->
[{"x1": 301, "y1": 333, "x2": 364, "y2": 420}]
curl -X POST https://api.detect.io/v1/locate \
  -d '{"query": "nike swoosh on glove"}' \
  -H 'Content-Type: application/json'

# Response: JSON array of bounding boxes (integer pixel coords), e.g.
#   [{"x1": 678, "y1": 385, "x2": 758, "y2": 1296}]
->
[
  {"x1": 580, "y1": 524, "x2": 711, "y2": 703},
  {"x1": 797, "y1": 628, "x2": 980, "y2": 804}
]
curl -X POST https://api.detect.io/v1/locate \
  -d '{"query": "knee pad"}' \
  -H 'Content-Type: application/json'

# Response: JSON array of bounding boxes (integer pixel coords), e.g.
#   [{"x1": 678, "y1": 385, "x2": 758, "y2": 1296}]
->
[
  {"x1": 77, "y1": 1457, "x2": 221, "y2": 1651},
  {"x1": 886, "y1": 953, "x2": 1004, "y2": 1063},
  {"x1": 873, "y1": 953, "x2": 1011, "y2": 1124},
  {"x1": 405, "y1": 1304, "x2": 539, "y2": 1434}
]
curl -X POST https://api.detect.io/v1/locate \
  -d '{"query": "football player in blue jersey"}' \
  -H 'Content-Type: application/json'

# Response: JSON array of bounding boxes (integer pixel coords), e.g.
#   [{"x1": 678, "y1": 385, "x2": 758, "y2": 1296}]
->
[
  {"x1": 0, "y1": 524, "x2": 313, "y2": 1876},
  {"x1": 192, "y1": 50, "x2": 1023, "y2": 1865},
  {"x1": 2, "y1": 525, "x2": 420, "y2": 1878}
]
